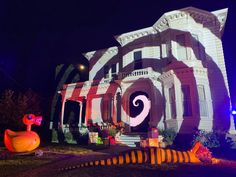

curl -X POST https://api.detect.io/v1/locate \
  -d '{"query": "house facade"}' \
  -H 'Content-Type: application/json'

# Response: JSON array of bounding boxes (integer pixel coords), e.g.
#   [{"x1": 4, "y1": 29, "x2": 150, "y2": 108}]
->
[{"x1": 54, "y1": 7, "x2": 235, "y2": 135}]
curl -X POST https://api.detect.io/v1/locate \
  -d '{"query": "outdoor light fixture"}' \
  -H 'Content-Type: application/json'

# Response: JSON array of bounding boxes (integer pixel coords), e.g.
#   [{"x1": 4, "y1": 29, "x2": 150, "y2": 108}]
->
[{"x1": 77, "y1": 64, "x2": 86, "y2": 71}]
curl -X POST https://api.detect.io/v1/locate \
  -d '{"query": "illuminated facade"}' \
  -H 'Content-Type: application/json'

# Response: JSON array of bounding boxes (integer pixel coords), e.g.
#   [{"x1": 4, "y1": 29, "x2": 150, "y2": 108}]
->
[{"x1": 56, "y1": 7, "x2": 235, "y2": 135}]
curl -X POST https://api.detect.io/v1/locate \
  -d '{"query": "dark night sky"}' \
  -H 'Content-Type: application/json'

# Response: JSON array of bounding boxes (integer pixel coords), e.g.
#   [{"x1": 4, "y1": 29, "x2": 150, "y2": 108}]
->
[{"x1": 0, "y1": 0, "x2": 236, "y2": 106}]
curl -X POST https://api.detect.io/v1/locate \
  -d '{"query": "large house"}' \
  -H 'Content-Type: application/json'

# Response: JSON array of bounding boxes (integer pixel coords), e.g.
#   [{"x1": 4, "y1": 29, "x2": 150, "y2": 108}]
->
[{"x1": 52, "y1": 7, "x2": 235, "y2": 139}]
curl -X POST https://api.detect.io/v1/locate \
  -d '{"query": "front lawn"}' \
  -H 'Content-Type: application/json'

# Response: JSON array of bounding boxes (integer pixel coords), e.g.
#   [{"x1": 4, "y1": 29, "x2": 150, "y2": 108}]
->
[
  {"x1": 0, "y1": 144, "x2": 94, "y2": 177},
  {"x1": 0, "y1": 144, "x2": 236, "y2": 177}
]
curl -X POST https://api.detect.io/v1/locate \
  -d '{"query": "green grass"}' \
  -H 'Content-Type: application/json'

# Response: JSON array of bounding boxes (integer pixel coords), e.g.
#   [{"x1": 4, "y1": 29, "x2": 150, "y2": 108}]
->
[
  {"x1": 0, "y1": 156, "x2": 52, "y2": 177},
  {"x1": 0, "y1": 144, "x2": 94, "y2": 177},
  {"x1": 40, "y1": 144, "x2": 93, "y2": 155}
]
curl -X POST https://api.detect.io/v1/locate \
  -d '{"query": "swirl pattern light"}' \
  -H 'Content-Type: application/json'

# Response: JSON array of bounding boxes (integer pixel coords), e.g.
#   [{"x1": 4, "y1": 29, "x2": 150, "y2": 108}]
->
[{"x1": 129, "y1": 95, "x2": 151, "y2": 127}]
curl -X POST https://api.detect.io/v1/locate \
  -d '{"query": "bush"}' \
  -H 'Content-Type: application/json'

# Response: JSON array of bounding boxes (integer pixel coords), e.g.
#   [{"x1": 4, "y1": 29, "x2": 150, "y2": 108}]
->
[
  {"x1": 51, "y1": 129, "x2": 59, "y2": 143},
  {"x1": 225, "y1": 133, "x2": 236, "y2": 148},
  {"x1": 109, "y1": 127, "x2": 117, "y2": 137},
  {"x1": 79, "y1": 124, "x2": 89, "y2": 136},
  {"x1": 192, "y1": 129, "x2": 220, "y2": 148},
  {"x1": 64, "y1": 131, "x2": 76, "y2": 144},
  {"x1": 158, "y1": 128, "x2": 177, "y2": 146},
  {"x1": 0, "y1": 89, "x2": 42, "y2": 133}
]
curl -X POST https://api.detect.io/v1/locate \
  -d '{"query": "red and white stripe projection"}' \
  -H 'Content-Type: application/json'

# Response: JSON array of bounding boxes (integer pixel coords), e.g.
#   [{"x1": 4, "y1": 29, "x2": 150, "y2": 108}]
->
[{"x1": 58, "y1": 7, "x2": 235, "y2": 134}]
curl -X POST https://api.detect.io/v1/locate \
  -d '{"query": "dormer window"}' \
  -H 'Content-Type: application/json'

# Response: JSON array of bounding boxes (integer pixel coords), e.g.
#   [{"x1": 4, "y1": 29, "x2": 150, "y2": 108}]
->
[{"x1": 134, "y1": 50, "x2": 142, "y2": 69}]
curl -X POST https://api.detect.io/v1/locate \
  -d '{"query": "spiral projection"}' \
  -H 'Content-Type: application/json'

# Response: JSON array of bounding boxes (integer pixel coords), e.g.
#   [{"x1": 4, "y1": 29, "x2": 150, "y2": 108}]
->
[
  {"x1": 129, "y1": 95, "x2": 151, "y2": 127},
  {"x1": 57, "y1": 7, "x2": 232, "y2": 135}
]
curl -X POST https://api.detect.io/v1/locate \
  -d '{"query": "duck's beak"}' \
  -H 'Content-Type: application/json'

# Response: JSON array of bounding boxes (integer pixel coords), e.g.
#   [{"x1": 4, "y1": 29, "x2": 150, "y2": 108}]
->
[{"x1": 34, "y1": 116, "x2": 42, "y2": 126}]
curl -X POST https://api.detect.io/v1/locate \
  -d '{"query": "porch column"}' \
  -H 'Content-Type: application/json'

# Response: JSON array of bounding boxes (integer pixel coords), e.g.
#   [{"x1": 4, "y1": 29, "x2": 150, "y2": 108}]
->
[
  {"x1": 79, "y1": 101, "x2": 83, "y2": 127},
  {"x1": 116, "y1": 92, "x2": 122, "y2": 123},
  {"x1": 111, "y1": 95, "x2": 114, "y2": 123},
  {"x1": 60, "y1": 100, "x2": 66, "y2": 131},
  {"x1": 107, "y1": 93, "x2": 112, "y2": 122},
  {"x1": 85, "y1": 97, "x2": 92, "y2": 125}
]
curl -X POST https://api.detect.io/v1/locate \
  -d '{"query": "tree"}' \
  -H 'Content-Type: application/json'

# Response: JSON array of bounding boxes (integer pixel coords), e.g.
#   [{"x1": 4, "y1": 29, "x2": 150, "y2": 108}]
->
[{"x1": 0, "y1": 89, "x2": 42, "y2": 135}]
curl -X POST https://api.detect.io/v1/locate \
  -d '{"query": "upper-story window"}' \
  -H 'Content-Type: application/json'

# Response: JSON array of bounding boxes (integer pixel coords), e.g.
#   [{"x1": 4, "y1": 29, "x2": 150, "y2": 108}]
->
[
  {"x1": 192, "y1": 34, "x2": 201, "y2": 60},
  {"x1": 197, "y1": 85, "x2": 208, "y2": 116},
  {"x1": 134, "y1": 50, "x2": 142, "y2": 69},
  {"x1": 181, "y1": 85, "x2": 192, "y2": 117},
  {"x1": 104, "y1": 63, "x2": 118, "y2": 79},
  {"x1": 169, "y1": 85, "x2": 176, "y2": 119},
  {"x1": 111, "y1": 63, "x2": 117, "y2": 77},
  {"x1": 104, "y1": 65, "x2": 109, "y2": 78},
  {"x1": 161, "y1": 42, "x2": 170, "y2": 58},
  {"x1": 191, "y1": 34, "x2": 205, "y2": 60},
  {"x1": 176, "y1": 34, "x2": 187, "y2": 60}
]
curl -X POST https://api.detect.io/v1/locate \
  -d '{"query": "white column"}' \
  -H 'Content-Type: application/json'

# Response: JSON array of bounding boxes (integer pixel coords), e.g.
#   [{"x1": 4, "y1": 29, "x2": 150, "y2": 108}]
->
[
  {"x1": 164, "y1": 86, "x2": 170, "y2": 120},
  {"x1": 60, "y1": 100, "x2": 66, "y2": 131},
  {"x1": 108, "y1": 94, "x2": 113, "y2": 121},
  {"x1": 79, "y1": 101, "x2": 83, "y2": 127},
  {"x1": 111, "y1": 96, "x2": 114, "y2": 123}
]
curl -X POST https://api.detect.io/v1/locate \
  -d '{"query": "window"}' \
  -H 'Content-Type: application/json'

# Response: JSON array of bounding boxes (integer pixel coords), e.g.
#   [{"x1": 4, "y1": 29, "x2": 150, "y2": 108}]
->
[
  {"x1": 134, "y1": 51, "x2": 142, "y2": 61},
  {"x1": 104, "y1": 65, "x2": 109, "y2": 78},
  {"x1": 169, "y1": 86, "x2": 176, "y2": 118},
  {"x1": 161, "y1": 43, "x2": 170, "y2": 58},
  {"x1": 134, "y1": 50, "x2": 142, "y2": 69},
  {"x1": 192, "y1": 34, "x2": 201, "y2": 60},
  {"x1": 111, "y1": 63, "x2": 117, "y2": 77},
  {"x1": 176, "y1": 34, "x2": 187, "y2": 60},
  {"x1": 181, "y1": 85, "x2": 192, "y2": 117},
  {"x1": 197, "y1": 85, "x2": 208, "y2": 116},
  {"x1": 192, "y1": 34, "x2": 205, "y2": 60}
]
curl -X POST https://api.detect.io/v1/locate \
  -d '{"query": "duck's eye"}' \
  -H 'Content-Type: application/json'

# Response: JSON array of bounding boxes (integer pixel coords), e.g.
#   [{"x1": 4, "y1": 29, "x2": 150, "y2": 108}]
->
[{"x1": 28, "y1": 115, "x2": 32, "y2": 120}]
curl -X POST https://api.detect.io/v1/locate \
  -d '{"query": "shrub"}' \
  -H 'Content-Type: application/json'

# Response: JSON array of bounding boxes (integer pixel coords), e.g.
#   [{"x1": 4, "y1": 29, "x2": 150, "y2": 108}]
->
[
  {"x1": 51, "y1": 129, "x2": 59, "y2": 143},
  {"x1": 109, "y1": 127, "x2": 118, "y2": 137},
  {"x1": 64, "y1": 131, "x2": 76, "y2": 144},
  {"x1": 225, "y1": 133, "x2": 236, "y2": 148},
  {"x1": 158, "y1": 128, "x2": 177, "y2": 146},
  {"x1": 192, "y1": 129, "x2": 220, "y2": 148},
  {"x1": 79, "y1": 124, "x2": 89, "y2": 136},
  {"x1": 0, "y1": 89, "x2": 42, "y2": 133}
]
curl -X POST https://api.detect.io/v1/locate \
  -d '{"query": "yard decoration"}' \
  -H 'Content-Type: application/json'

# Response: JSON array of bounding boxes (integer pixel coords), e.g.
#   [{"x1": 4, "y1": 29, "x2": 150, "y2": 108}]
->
[
  {"x1": 148, "y1": 127, "x2": 159, "y2": 138},
  {"x1": 59, "y1": 141, "x2": 220, "y2": 171},
  {"x1": 96, "y1": 137, "x2": 103, "y2": 145},
  {"x1": 4, "y1": 114, "x2": 42, "y2": 153},
  {"x1": 88, "y1": 132, "x2": 98, "y2": 144},
  {"x1": 88, "y1": 121, "x2": 100, "y2": 144},
  {"x1": 100, "y1": 129, "x2": 109, "y2": 146}
]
